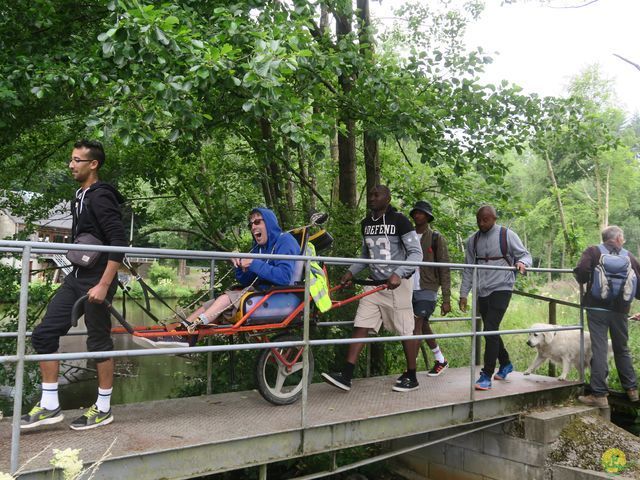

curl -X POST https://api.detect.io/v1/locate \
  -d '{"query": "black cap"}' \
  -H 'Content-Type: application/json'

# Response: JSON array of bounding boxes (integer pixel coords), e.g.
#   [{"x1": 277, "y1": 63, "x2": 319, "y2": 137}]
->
[{"x1": 410, "y1": 201, "x2": 435, "y2": 222}]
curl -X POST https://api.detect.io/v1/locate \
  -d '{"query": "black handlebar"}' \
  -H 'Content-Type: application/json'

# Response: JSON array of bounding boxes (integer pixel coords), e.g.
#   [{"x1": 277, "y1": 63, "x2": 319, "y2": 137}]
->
[{"x1": 71, "y1": 294, "x2": 135, "y2": 334}]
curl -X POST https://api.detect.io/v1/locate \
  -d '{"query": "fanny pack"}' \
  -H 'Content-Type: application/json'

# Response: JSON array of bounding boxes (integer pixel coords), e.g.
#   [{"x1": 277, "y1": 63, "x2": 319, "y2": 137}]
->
[{"x1": 66, "y1": 232, "x2": 103, "y2": 269}]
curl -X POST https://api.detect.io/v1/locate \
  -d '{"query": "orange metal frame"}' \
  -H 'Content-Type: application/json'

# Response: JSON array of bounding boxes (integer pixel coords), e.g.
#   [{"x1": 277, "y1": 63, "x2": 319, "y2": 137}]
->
[{"x1": 117, "y1": 282, "x2": 386, "y2": 340}]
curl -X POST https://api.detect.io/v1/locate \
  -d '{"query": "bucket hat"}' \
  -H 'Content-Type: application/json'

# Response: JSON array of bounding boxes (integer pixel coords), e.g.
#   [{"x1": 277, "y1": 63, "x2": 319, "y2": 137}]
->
[{"x1": 409, "y1": 201, "x2": 435, "y2": 222}]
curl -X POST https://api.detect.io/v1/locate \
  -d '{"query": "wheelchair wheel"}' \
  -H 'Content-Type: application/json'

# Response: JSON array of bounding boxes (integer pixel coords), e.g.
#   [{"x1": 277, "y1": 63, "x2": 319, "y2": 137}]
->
[{"x1": 255, "y1": 333, "x2": 314, "y2": 405}]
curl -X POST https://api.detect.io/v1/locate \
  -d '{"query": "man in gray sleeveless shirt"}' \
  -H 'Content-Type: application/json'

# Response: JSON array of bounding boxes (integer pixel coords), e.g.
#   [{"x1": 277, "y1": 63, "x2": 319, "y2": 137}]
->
[{"x1": 322, "y1": 185, "x2": 422, "y2": 392}]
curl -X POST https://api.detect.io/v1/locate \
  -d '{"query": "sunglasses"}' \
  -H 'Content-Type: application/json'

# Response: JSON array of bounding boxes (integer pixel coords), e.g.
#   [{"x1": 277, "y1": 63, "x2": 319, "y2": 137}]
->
[{"x1": 247, "y1": 218, "x2": 264, "y2": 229}]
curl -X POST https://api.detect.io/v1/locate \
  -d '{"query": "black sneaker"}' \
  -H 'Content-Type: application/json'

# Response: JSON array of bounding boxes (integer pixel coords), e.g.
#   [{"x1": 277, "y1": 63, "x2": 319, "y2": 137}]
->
[
  {"x1": 427, "y1": 360, "x2": 449, "y2": 377},
  {"x1": 20, "y1": 403, "x2": 64, "y2": 430},
  {"x1": 321, "y1": 372, "x2": 351, "y2": 391},
  {"x1": 132, "y1": 333, "x2": 190, "y2": 349},
  {"x1": 70, "y1": 404, "x2": 113, "y2": 431},
  {"x1": 396, "y1": 371, "x2": 409, "y2": 385},
  {"x1": 392, "y1": 377, "x2": 419, "y2": 392}
]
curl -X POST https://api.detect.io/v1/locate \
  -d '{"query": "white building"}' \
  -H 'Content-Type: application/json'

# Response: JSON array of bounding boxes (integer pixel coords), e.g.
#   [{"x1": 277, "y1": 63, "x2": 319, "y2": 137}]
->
[{"x1": 0, "y1": 199, "x2": 73, "y2": 280}]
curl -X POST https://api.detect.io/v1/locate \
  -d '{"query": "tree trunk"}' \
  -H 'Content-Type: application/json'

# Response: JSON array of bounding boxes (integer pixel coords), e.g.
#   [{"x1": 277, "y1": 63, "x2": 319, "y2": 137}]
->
[
  {"x1": 330, "y1": 128, "x2": 340, "y2": 207},
  {"x1": 357, "y1": 0, "x2": 380, "y2": 192},
  {"x1": 363, "y1": 132, "x2": 380, "y2": 192},
  {"x1": 545, "y1": 151, "x2": 573, "y2": 256},
  {"x1": 259, "y1": 117, "x2": 290, "y2": 226},
  {"x1": 603, "y1": 165, "x2": 610, "y2": 228},
  {"x1": 178, "y1": 258, "x2": 187, "y2": 283},
  {"x1": 335, "y1": 5, "x2": 357, "y2": 209},
  {"x1": 593, "y1": 159, "x2": 606, "y2": 230},
  {"x1": 546, "y1": 238, "x2": 554, "y2": 284},
  {"x1": 320, "y1": 3, "x2": 329, "y2": 31}
]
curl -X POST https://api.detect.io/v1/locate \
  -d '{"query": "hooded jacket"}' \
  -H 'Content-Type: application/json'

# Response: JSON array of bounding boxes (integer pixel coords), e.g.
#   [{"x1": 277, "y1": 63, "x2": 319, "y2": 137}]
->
[
  {"x1": 72, "y1": 181, "x2": 127, "y2": 270},
  {"x1": 235, "y1": 208, "x2": 300, "y2": 288},
  {"x1": 348, "y1": 205, "x2": 421, "y2": 281}
]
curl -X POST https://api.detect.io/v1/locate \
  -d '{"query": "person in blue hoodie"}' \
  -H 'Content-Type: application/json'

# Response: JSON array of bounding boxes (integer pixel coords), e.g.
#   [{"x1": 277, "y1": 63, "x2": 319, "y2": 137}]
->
[{"x1": 135, "y1": 207, "x2": 300, "y2": 348}]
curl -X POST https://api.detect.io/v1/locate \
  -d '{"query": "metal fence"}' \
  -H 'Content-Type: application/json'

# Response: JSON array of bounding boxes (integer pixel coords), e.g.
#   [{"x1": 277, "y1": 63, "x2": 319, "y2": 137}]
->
[{"x1": 0, "y1": 239, "x2": 582, "y2": 475}]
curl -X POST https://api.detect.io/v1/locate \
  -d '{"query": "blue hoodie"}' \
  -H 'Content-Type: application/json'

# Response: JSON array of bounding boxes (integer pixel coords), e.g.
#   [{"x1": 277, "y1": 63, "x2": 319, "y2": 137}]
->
[{"x1": 235, "y1": 208, "x2": 300, "y2": 288}]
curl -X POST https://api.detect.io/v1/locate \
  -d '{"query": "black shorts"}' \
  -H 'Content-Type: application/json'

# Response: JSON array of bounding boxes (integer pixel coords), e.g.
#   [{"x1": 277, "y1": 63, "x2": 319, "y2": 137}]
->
[
  {"x1": 412, "y1": 299, "x2": 436, "y2": 320},
  {"x1": 31, "y1": 268, "x2": 118, "y2": 359}
]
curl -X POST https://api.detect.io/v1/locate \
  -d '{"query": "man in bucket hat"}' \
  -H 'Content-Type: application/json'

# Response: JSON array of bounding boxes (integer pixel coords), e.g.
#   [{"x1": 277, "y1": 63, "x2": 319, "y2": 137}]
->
[{"x1": 402, "y1": 201, "x2": 452, "y2": 382}]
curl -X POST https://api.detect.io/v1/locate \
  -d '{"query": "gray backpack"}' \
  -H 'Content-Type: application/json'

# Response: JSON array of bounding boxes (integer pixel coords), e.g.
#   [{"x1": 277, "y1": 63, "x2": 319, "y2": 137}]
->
[{"x1": 590, "y1": 244, "x2": 637, "y2": 305}]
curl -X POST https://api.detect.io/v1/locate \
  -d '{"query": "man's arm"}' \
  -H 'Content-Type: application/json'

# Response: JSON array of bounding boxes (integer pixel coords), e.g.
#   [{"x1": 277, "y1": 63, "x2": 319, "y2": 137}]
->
[
  {"x1": 436, "y1": 234, "x2": 452, "y2": 305},
  {"x1": 93, "y1": 191, "x2": 127, "y2": 263},
  {"x1": 88, "y1": 189, "x2": 126, "y2": 303},
  {"x1": 393, "y1": 230, "x2": 421, "y2": 280},
  {"x1": 245, "y1": 236, "x2": 299, "y2": 286},
  {"x1": 459, "y1": 237, "x2": 474, "y2": 303},
  {"x1": 631, "y1": 254, "x2": 640, "y2": 300},
  {"x1": 507, "y1": 229, "x2": 532, "y2": 273},
  {"x1": 574, "y1": 246, "x2": 597, "y2": 285},
  {"x1": 347, "y1": 239, "x2": 369, "y2": 278},
  {"x1": 87, "y1": 260, "x2": 120, "y2": 303}
]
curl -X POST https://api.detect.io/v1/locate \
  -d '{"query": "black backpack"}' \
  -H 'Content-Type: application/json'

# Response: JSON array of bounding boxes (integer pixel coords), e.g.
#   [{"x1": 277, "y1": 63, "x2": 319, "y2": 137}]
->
[{"x1": 472, "y1": 226, "x2": 511, "y2": 265}]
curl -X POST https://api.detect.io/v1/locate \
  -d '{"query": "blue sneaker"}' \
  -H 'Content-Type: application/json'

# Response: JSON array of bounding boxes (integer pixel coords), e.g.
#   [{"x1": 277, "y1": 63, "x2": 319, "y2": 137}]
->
[
  {"x1": 494, "y1": 362, "x2": 514, "y2": 381},
  {"x1": 475, "y1": 372, "x2": 492, "y2": 390}
]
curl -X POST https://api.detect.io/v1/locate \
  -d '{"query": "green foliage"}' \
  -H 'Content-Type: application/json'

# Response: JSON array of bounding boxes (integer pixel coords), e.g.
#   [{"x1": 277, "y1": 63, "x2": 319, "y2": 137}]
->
[
  {"x1": 0, "y1": 264, "x2": 19, "y2": 302},
  {"x1": 147, "y1": 262, "x2": 175, "y2": 285},
  {"x1": 0, "y1": 273, "x2": 58, "y2": 405},
  {"x1": 0, "y1": 0, "x2": 547, "y2": 259}
]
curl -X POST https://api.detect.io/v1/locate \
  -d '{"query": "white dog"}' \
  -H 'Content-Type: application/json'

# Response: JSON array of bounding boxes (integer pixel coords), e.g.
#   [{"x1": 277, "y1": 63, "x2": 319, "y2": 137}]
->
[{"x1": 524, "y1": 323, "x2": 594, "y2": 381}]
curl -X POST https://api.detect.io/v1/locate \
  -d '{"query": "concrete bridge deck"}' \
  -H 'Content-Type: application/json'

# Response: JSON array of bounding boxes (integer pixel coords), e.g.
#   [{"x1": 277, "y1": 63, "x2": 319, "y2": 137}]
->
[{"x1": 1, "y1": 368, "x2": 581, "y2": 479}]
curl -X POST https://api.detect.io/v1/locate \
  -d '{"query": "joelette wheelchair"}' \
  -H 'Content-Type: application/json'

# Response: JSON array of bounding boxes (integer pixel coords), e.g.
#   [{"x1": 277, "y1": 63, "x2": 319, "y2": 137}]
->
[{"x1": 71, "y1": 215, "x2": 385, "y2": 405}]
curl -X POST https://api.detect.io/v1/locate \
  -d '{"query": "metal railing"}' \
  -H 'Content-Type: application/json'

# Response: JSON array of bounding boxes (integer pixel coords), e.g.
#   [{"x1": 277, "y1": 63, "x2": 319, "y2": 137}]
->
[{"x1": 0, "y1": 239, "x2": 582, "y2": 475}]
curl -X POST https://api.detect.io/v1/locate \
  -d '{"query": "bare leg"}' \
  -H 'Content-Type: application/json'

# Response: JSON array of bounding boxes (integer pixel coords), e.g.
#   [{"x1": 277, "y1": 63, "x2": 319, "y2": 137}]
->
[
  {"x1": 180, "y1": 294, "x2": 233, "y2": 330},
  {"x1": 413, "y1": 316, "x2": 424, "y2": 362},
  {"x1": 199, "y1": 294, "x2": 232, "y2": 324},
  {"x1": 40, "y1": 360, "x2": 59, "y2": 383},
  {"x1": 345, "y1": 327, "x2": 369, "y2": 364},
  {"x1": 402, "y1": 340, "x2": 417, "y2": 371},
  {"x1": 185, "y1": 305, "x2": 206, "y2": 324},
  {"x1": 421, "y1": 320, "x2": 439, "y2": 350},
  {"x1": 96, "y1": 359, "x2": 114, "y2": 389}
]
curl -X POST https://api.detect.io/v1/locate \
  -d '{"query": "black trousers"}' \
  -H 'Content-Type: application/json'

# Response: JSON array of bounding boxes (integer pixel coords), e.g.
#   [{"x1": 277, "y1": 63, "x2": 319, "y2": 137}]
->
[
  {"x1": 32, "y1": 268, "x2": 118, "y2": 360},
  {"x1": 478, "y1": 290, "x2": 512, "y2": 376}
]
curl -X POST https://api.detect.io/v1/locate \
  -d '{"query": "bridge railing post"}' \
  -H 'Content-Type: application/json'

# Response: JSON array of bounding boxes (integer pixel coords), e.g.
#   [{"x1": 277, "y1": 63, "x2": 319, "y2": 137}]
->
[
  {"x1": 10, "y1": 245, "x2": 31, "y2": 475},
  {"x1": 469, "y1": 266, "x2": 478, "y2": 401},
  {"x1": 578, "y1": 283, "x2": 585, "y2": 383},
  {"x1": 548, "y1": 301, "x2": 557, "y2": 377},
  {"x1": 301, "y1": 259, "x2": 312, "y2": 432},
  {"x1": 207, "y1": 259, "x2": 215, "y2": 395}
]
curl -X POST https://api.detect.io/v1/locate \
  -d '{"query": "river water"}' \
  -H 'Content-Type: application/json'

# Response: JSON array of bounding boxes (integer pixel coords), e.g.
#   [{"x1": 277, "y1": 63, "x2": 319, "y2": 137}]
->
[{"x1": 1, "y1": 299, "x2": 197, "y2": 414}]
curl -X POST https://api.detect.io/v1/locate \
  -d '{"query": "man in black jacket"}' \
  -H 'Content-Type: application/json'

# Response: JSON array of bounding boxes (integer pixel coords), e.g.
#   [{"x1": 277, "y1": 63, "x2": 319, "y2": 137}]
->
[{"x1": 21, "y1": 140, "x2": 127, "y2": 431}]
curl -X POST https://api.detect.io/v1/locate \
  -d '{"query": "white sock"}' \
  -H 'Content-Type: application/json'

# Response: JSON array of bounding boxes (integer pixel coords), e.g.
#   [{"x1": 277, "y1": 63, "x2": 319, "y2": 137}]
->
[
  {"x1": 40, "y1": 382, "x2": 59, "y2": 410},
  {"x1": 96, "y1": 387, "x2": 113, "y2": 412},
  {"x1": 432, "y1": 346, "x2": 445, "y2": 363}
]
